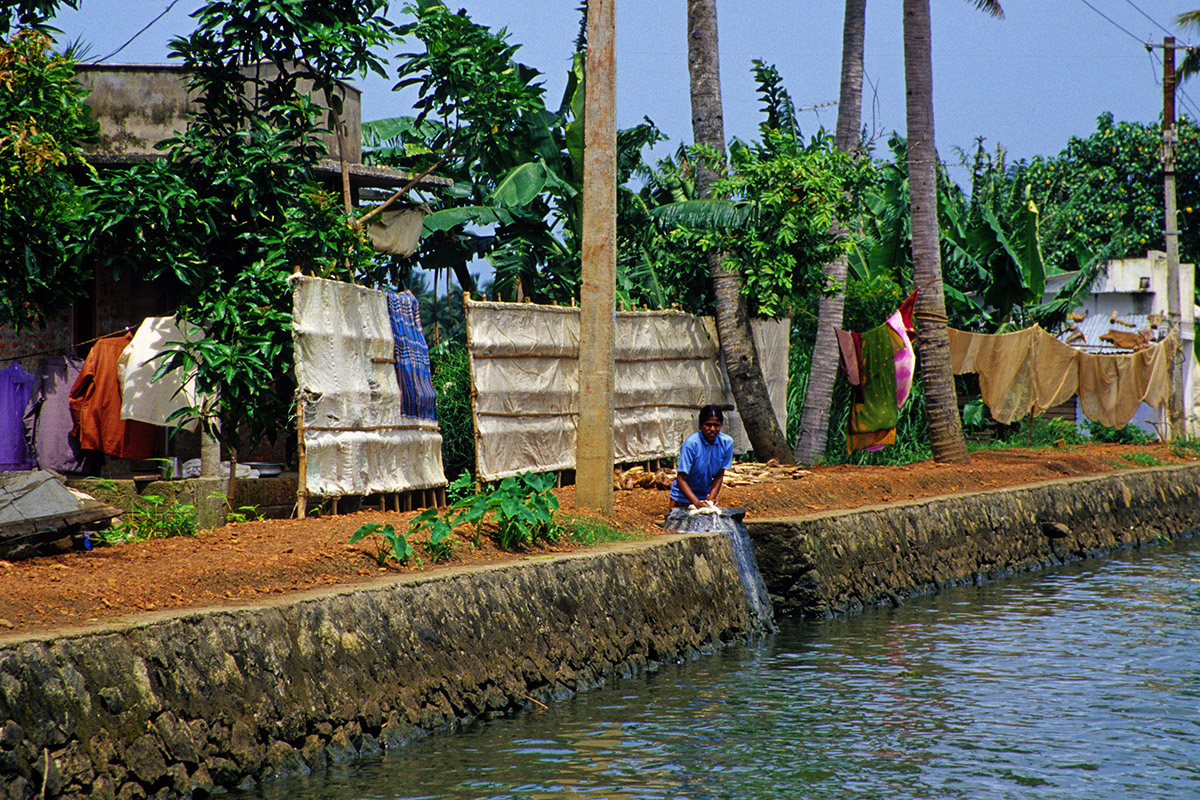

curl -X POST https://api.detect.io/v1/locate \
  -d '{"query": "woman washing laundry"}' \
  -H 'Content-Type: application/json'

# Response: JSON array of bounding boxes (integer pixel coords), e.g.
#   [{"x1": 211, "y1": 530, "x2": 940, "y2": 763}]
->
[{"x1": 670, "y1": 405, "x2": 733, "y2": 510}]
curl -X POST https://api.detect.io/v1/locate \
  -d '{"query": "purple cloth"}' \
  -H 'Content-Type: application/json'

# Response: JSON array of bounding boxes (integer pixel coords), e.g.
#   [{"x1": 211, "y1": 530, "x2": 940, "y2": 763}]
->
[
  {"x1": 0, "y1": 362, "x2": 36, "y2": 471},
  {"x1": 23, "y1": 356, "x2": 100, "y2": 475}
]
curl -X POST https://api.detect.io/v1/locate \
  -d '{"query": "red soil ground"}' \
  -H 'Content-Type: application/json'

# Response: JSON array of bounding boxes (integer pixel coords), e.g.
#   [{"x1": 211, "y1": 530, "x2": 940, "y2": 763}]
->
[{"x1": 0, "y1": 442, "x2": 1191, "y2": 638}]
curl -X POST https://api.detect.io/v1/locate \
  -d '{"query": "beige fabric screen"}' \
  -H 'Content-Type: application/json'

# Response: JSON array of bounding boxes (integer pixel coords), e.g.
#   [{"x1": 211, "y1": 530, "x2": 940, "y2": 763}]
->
[
  {"x1": 466, "y1": 299, "x2": 789, "y2": 481},
  {"x1": 292, "y1": 275, "x2": 446, "y2": 497}
]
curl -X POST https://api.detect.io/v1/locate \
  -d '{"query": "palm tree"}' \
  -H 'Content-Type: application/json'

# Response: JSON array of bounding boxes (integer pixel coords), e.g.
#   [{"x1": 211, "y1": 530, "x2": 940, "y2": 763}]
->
[
  {"x1": 1177, "y1": 12, "x2": 1200, "y2": 79},
  {"x1": 792, "y1": 0, "x2": 866, "y2": 465},
  {"x1": 687, "y1": 0, "x2": 793, "y2": 463},
  {"x1": 903, "y1": 0, "x2": 1002, "y2": 464}
]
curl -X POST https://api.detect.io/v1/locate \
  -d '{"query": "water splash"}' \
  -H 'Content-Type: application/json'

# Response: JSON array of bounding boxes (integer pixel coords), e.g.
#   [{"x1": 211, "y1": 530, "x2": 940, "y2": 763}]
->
[{"x1": 663, "y1": 506, "x2": 776, "y2": 633}]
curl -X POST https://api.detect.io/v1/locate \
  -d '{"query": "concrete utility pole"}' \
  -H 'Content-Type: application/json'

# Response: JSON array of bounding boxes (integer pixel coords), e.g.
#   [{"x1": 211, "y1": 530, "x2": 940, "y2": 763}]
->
[
  {"x1": 575, "y1": 0, "x2": 616, "y2": 514},
  {"x1": 1162, "y1": 37, "x2": 1188, "y2": 440}
]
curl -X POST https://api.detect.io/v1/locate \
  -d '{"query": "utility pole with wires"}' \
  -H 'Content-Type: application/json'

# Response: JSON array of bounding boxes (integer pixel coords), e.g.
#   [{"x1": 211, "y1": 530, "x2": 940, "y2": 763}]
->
[{"x1": 1159, "y1": 36, "x2": 1193, "y2": 440}]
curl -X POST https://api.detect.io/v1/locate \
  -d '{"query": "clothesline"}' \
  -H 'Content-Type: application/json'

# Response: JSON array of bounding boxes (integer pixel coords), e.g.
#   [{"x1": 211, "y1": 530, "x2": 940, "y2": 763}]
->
[{"x1": 0, "y1": 326, "x2": 135, "y2": 366}]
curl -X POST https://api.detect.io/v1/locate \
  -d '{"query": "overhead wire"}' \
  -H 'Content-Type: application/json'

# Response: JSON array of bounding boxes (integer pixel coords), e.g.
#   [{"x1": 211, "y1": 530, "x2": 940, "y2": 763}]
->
[
  {"x1": 1073, "y1": 0, "x2": 1151, "y2": 45},
  {"x1": 1120, "y1": 0, "x2": 1176, "y2": 39},
  {"x1": 95, "y1": 0, "x2": 183, "y2": 63}
]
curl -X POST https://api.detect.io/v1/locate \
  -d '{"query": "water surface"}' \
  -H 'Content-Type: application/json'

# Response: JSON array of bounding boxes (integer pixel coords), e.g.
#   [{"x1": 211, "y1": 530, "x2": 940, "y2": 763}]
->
[{"x1": 250, "y1": 539, "x2": 1200, "y2": 800}]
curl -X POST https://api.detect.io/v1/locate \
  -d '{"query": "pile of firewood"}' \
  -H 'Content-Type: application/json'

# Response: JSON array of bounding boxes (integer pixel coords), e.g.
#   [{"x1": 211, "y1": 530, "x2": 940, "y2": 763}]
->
[{"x1": 613, "y1": 459, "x2": 810, "y2": 491}]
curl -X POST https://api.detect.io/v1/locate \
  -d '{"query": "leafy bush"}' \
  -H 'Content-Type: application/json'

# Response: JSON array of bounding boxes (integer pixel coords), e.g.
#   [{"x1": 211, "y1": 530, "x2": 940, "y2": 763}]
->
[
  {"x1": 1087, "y1": 420, "x2": 1151, "y2": 445},
  {"x1": 99, "y1": 495, "x2": 197, "y2": 545},
  {"x1": 432, "y1": 344, "x2": 475, "y2": 482},
  {"x1": 0, "y1": 31, "x2": 95, "y2": 329},
  {"x1": 411, "y1": 471, "x2": 561, "y2": 552},
  {"x1": 1121, "y1": 452, "x2": 1162, "y2": 467}
]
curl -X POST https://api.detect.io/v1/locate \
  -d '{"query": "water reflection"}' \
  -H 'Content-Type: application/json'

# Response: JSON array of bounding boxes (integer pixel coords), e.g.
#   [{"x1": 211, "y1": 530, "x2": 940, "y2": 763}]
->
[{"x1": 247, "y1": 540, "x2": 1200, "y2": 800}]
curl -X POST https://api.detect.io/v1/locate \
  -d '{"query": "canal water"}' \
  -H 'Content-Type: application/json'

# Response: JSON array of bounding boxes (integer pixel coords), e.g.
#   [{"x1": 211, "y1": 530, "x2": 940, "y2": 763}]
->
[{"x1": 249, "y1": 539, "x2": 1200, "y2": 800}]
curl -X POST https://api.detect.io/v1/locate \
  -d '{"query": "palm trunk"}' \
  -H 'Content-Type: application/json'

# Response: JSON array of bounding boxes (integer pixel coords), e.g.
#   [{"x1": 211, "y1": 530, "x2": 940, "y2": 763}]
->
[
  {"x1": 903, "y1": 0, "x2": 969, "y2": 463},
  {"x1": 793, "y1": 0, "x2": 866, "y2": 465},
  {"x1": 687, "y1": 0, "x2": 793, "y2": 463}
]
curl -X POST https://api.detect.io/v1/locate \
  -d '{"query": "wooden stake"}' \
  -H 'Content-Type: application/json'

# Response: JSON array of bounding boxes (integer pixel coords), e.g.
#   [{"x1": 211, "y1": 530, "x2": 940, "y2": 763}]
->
[{"x1": 296, "y1": 393, "x2": 307, "y2": 519}]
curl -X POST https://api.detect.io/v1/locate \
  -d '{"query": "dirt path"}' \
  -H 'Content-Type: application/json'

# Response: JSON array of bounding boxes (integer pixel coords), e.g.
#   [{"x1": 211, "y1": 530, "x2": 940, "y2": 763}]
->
[{"x1": 1, "y1": 442, "x2": 1191, "y2": 637}]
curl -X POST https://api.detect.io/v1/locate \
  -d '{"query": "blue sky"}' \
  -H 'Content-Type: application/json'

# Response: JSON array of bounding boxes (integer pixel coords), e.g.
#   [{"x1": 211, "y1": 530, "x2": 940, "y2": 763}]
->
[{"x1": 52, "y1": 0, "x2": 1198, "y2": 184}]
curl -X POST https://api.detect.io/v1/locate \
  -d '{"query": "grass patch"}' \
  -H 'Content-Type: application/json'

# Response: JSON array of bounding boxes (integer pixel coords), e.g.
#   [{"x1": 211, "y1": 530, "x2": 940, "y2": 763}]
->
[
  {"x1": 1171, "y1": 439, "x2": 1200, "y2": 460},
  {"x1": 560, "y1": 515, "x2": 647, "y2": 546},
  {"x1": 969, "y1": 417, "x2": 1086, "y2": 453},
  {"x1": 1121, "y1": 452, "x2": 1163, "y2": 467}
]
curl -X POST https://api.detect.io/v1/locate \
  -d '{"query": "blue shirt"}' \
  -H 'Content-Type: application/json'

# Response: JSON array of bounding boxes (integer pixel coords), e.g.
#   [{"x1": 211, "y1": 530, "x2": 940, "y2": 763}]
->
[{"x1": 670, "y1": 431, "x2": 733, "y2": 503}]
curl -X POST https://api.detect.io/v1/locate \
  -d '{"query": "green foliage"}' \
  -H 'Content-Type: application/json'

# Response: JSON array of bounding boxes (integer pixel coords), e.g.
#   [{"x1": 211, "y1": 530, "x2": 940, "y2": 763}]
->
[
  {"x1": 1121, "y1": 452, "x2": 1162, "y2": 467},
  {"x1": 431, "y1": 345, "x2": 474, "y2": 481},
  {"x1": 654, "y1": 131, "x2": 862, "y2": 318},
  {"x1": 378, "y1": 4, "x2": 693, "y2": 310},
  {"x1": 408, "y1": 506, "x2": 454, "y2": 562},
  {"x1": 0, "y1": 0, "x2": 77, "y2": 35},
  {"x1": 99, "y1": 495, "x2": 197, "y2": 545},
  {"x1": 224, "y1": 504, "x2": 263, "y2": 524},
  {"x1": 1087, "y1": 420, "x2": 1151, "y2": 445},
  {"x1": 80, "y1": 0, "x2": 395, "y2": 451},
  {"x1": 1027, "y1": 113, "x2": 1200, "y2": 271},
  {"x1": 0, "y1": 30, "x2": 95, "y2": 329},
  {"x1": 413, "y1": 470, "x2": 561, "y2": 552},
  {"x1": 562, "y1": 517, "x2": 642, "y2": 546},
  {"x1": 1170, "y1": 438, "x2": 1200, "y2": 460},
  {"x1": 984, "y1": 417, "x2": 1086, "y2": 449},
  {"x1": 350, "y1": 522, "x2": 418, "y2": 566}
]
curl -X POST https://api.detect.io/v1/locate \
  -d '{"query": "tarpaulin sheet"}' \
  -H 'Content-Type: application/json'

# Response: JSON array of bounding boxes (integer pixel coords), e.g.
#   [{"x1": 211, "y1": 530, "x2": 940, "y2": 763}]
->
[
  {"x1": 292, "y1": 275, "x2": 446, "y2": 497},
  {"x1": 466, "y1": 299, "x2": 790, "y2": 481}
]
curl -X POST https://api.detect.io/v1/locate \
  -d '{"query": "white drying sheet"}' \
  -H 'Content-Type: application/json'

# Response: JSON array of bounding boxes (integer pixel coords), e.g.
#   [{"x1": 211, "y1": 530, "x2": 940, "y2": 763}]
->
[
  {"x1": 466, "y1": 299, "x2": 789, "y2": 481},
  {"x1": 292, "y1": 275, "x2": 446, "y2": 497}
]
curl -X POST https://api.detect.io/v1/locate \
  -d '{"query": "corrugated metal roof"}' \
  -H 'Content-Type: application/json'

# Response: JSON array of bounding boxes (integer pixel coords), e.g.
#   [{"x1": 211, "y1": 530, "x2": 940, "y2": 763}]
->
[{"x1": 1054, "y1": 312, "x2": 1169, "y2": 353}]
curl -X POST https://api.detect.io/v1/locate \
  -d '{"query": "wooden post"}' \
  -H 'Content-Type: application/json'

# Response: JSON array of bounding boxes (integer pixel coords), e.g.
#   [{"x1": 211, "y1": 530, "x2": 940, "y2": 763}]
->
[
  {"x1": 1163, "y1": 37, "x2": 1187, "y2": 440},
  {"x1": 575, "y1": 0, "x2": 617, "y2": 516},
  {"x1": 296, "y1": 393, "x2": 307, "y2": 519}
]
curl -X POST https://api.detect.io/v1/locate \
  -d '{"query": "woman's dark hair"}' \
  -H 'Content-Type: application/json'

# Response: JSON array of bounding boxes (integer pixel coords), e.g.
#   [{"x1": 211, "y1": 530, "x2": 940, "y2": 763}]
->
[{"x1": 698, "y1": 405, "x2": 724, "y2": 426}]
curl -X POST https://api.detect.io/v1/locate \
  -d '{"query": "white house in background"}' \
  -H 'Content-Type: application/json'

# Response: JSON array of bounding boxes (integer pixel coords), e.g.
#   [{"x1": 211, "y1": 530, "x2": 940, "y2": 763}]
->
[{"x1": 1043, "y1": 251, "x2": 1198, "y2": 437}]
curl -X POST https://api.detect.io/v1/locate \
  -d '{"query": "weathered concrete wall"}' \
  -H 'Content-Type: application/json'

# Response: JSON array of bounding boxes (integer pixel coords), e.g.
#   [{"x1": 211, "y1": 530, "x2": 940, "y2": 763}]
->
[
  {"x1": 749, "y1": 464, "x2": 1200, "y2": 618},
  {"x1": 0, "y1": 534, "x2": 759, "y2": 800}
]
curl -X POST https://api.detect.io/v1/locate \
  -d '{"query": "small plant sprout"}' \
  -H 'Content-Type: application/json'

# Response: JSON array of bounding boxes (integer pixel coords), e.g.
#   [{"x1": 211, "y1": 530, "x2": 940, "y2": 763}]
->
[{"x1": 350, "y1": 522, "x2": 418, "y2": 567}]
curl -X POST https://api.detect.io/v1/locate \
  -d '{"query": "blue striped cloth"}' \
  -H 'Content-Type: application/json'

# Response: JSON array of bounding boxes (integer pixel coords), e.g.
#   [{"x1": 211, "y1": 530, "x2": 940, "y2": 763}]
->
[{"x1": 386, "y1": 290, "x2": 437, "y2": 421}]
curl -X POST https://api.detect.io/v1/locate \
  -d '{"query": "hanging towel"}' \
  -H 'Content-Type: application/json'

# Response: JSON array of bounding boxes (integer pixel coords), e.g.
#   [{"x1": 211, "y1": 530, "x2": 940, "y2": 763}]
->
[
  {"x1": 1077, "y1": 334, "x2": 1177, "y2": 428},
  {"x1": 387, "y1": 290, "x2": 438, "y2": 421},
  {"x1": 117, "y1": 316, "x2": 204, "y2": 431},
  {"x1": 23, "y1": 356, "x2": 100, "y2": 474},
  {"x1": 69, "y1": 335, "x2": 159, "y2": 460},
  {"x1": 0, "y1": 362, "x2": 36, "y2": 471},
  {"x1": 847, "y1": 320, "x2": 904, "y2": 453},
  {"x1": 837, "y1": 290, "x2": 919, "y2": 453}
]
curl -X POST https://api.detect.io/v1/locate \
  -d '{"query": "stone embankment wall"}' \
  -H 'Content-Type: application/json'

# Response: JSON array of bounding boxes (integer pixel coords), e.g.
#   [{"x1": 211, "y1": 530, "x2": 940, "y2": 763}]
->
[
  {"x1": 0, "y1": 536, "x2": 760, "y2": 800},
  {"x1": 5, "y1": 464, "x2": 1199, "y2": 799},
  {"x1": 750, "y1": 464, "x2": 1200, "y2": 618}
]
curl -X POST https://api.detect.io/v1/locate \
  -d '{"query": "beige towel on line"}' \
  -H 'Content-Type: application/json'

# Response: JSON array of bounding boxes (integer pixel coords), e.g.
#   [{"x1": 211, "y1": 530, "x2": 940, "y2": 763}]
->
[{"x1": 949, "y1": 325, "x2": 1177, "y2": 428}]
